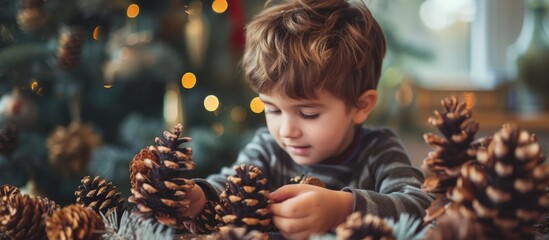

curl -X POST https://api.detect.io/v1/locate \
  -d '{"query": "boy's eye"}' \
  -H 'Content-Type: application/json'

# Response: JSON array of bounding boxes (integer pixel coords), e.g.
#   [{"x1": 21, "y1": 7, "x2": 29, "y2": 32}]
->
[
  {"x1": 299, "y1": 112, "x2": 319, "y2": 120},
  {"x1": 265, "y1": 109, "x2": 281, "y2": 115}
]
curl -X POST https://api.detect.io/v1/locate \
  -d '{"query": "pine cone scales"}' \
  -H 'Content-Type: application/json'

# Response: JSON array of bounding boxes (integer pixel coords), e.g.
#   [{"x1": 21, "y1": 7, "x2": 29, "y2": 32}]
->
[
  {"x1": 0, "y1": 194, "x2": 60, "y2": 240},
  {"x1": 45, "y1": 204, "x2": 104, "y2": 240},
  {"x1": 335, "y1": 212, "x2": 395, "y2": 240},
  {"x1": 192, "y1": 200, "x2": 221, "y2": 233},
  {"x1": 57, "y1": 28, "x2": 84, "y2": 70},
  {"x1": 75, "y1": 176, "x2": 125, "y2": 215},
  {"x1": 215, "y1": 164, "x2": 272, "y2": 231},
  {"x1": 0, "y1": 124, "x2": 18, "y2": 156},
  {"x1": 450, "y1": 124, "x2": 549, "y2": 238},
  {"x1": 0, "y1": 184, "x2": 20, "y2": 199},
  {"x1": 290, "y1": 175, "x2": 326, "y2": 188},
  {"x1": 128, "y1": 123, "x2": 196, "y2": 228},
  {"x1": 421, "y1": 96, "x2": 481, "y2": 222}
]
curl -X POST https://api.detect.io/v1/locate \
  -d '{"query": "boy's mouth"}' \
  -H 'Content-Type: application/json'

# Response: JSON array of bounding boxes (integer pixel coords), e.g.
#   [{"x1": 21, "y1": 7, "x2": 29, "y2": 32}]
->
[{"x1": 287, "y1": 145, "x2": 311, "y2": 156}]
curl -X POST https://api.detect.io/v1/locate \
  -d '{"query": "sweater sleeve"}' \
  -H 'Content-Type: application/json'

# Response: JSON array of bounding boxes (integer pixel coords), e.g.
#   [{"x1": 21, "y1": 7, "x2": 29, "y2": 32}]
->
[{"x1": 342, "y1": 129, "x2": 433, "y2": 219}]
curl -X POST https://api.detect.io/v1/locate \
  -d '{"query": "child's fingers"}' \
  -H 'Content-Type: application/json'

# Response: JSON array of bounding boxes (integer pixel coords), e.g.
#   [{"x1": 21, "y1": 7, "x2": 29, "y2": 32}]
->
[
  {"x1": 270, "y1": 200, "x2": 309, "y2": 218},
  {"x1": 269, "y1": 184, "x2": 308, "y2": 202}
]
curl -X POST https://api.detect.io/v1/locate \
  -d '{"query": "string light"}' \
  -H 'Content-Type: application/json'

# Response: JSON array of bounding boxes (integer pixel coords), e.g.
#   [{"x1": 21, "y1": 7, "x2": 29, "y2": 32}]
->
[
  {"x1": 230, "y1": 106, "x2": 246, "y2": 122},
  {"x1": 212, "y1": 0, "x2": 228, "y2": 14},
  {"x1": 181, "y1": 72, "x2": 197, "y2": 89},
  {"x1": 204, "y1": 95, "x2": 219, "y2": 112},
  {"x1": 92, "y1": 26, "x2": 101, "y2": 40},
  {"x1": 127, "y1": 4, "x2": 140, "y2": 18},
  {"x1": 250, "y1": 97, "x2": 264, "y2": 113}
]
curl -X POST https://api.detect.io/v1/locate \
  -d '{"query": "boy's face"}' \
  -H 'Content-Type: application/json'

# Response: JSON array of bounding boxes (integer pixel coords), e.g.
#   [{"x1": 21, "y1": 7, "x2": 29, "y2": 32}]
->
[{"x1": 259, "y1": 90, "x2": 359, "y2": 165}]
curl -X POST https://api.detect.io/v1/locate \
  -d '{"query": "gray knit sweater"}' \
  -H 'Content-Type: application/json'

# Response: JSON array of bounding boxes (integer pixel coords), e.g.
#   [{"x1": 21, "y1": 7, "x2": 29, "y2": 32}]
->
[{"x1": 195, "y1": 126, "x2": 433, "y2": 219}]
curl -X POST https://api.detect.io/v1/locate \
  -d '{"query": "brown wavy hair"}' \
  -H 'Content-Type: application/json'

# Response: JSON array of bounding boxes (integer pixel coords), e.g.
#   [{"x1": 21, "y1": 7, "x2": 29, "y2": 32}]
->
[{"x1": 242, "y1": 0, "x2": 387, "y2": 107}]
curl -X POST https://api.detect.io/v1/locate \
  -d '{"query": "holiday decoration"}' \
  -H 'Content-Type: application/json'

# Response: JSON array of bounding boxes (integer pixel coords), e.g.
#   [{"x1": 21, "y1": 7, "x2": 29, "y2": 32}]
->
[
  {"x1": 446, "y1": 123, "x2": 549, "y2": 239},
  {"x1": 289, "y1": 175, "x2": 326, "y2": 188},
  {"x1": 16, "y1": 0, "x2": 48, "y2": 32},
  {"x1": 45, "y1": 204, "x2": 105, "y2": 240},
  {"x1": 57, "y1": 27, "x2": 84, "y2": 70},
  {"x1": 46, "y1": 121, "x2": 101, "y2": 179},
  {"x1": 421, "y1": 96, "x2": 483, "y2": 222},
  {"x1": 0, "y1": 123, "x2": 18, "y2": 156},
  {"x1": 335, "y1": 212, "x2": 396, "y2": 240},
  {"x1": 128, "y1": 123, "x2": 196, "y2": 229},
  {"x1": 0, "y1": 89, "x2": 38, "y2": 127},
  {"x1": 215, "y1": 164, "x2": 273, "y2": 232},
  {"x1": 75, "y1": 175, "x2": 126, "y2": 216},
  {"x1": 0, "y1": 191, "x2": 60, "y2": 240}
]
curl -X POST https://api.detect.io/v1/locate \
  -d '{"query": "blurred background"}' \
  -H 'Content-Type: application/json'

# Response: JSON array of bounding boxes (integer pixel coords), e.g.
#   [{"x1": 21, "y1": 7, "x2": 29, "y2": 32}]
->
[{"x1": 1, "y1": 0, "x2": 548, "y2": 206}]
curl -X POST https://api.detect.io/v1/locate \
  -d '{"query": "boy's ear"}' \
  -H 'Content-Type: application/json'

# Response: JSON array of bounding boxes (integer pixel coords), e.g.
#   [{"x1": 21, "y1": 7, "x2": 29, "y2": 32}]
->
[{"x1": 352, "y1": 90, "x2": 378, "y2": 124}]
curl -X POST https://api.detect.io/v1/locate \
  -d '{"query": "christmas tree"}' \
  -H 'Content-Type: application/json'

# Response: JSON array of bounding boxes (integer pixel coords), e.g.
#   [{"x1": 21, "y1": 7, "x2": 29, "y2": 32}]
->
[{"x1": 0, "y1": 0, "x2": 266, "y2": 206}]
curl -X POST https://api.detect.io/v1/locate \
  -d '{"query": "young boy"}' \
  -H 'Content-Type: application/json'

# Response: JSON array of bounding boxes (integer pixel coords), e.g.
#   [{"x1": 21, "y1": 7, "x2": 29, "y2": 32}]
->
[{"x1": 185, "y1": 0, "x2": 432, "y2": 239}]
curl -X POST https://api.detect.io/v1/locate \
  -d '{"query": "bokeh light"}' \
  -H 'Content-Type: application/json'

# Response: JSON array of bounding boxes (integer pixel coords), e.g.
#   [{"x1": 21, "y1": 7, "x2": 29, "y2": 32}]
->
[
  {"x1": 212, "y1": 123, "x2": 224, "y2": 137},
  {"x1": 181, "y1": 72, "x2": 197, "y2": 89},
  {"x1": 104, "y1": 84, "x2": 113, "y2": 89},
  {"x1": 463, "y1": 92, "x2": 476, "y2": 109},
  {"x1": 92, "y1": 26, "x2": 101, "y2": 40},
  {"x1": 127, "y1": 4, "x2": 140, "y2": 18},
  {"x1": 230, "y1": 106, "x2": 246, "y2": 122},
  {"x1": 212, "y1": 0, "x2": 228, "y2": 14},
  {"x1": 204, "y1": 95, "x2": 219, "y2": 112},
  {"x1": 250, "y1": 97, "x2": 264, "y2": 113}
]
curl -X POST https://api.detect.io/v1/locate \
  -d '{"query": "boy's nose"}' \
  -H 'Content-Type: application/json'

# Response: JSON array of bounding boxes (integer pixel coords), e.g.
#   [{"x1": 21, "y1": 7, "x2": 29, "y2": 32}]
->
[{"x1": 279, "y1": 117, "x2": 300, "y2": 139}]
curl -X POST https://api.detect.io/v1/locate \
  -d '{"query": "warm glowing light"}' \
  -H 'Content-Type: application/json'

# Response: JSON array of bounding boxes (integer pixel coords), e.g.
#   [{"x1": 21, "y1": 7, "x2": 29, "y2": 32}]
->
[
  {"x1": 250, "y1": 97, "x2": 264, "y2": 113},
  {"x1": 212, "y1": 123, "x2": 224, "y2": 137},
  {"x1": 204, "y1": 95, "x2": 219, "y2": 112},
  {"x1": 186, "y1": 1, "x2": 203, "y2": 15},
  {"x1": 463, "y1": 92, "x2": 476, "y2": 109},
  {"x1": 212, "y1": 0, "x2": 228, "y2": 14},
  {"x1": 104, "y1": 84, "x2": 113, "y2": 89},
  {"x1": 230, "y1": 106, "x2": 246, "y2": 122},
  {"x1": 92, "y1": 26, "x2": 101, "y2": 40},
  {"x1": 30, "y1": 80, "x2": 39, "y2": 91},
  {"x1": 127, "y1": 4, "x2": 140, "y2": 18},
  {"x1": 181, "y1": 72, "x2": 197, "y2": 89}
]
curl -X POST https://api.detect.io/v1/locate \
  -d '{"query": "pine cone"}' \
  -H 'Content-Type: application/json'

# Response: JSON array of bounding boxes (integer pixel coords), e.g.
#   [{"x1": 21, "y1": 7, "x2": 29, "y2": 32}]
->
[
  {"x1": 290, "y1": 175, "x2": 326, "y2": 188},
  {"x1": 75, "y1": 175, "x2": 125, "y2": 215},
  {"x1": 128, "y1": 123, "x2": 196, "y2": 229},
  {"x1": 0, "y1": 123, "x2": 18, "y2": 156},
  {"x1": 427, "y1": 208, "x2": 494, "y2": 240},
  {"x1": 215, "y1": 164, "x2": 273, "y2": 232},
  {"x1": 16, "y1": 8, "x2": 48, "y2": 32},
  {"x1": 191, "y1": 200, "x2": 221, "y2": 234},
  {"x1": 218, "y1": 225, "x2": 269, "y2": 240},
  {"x1": 0, "y1": 194, "x2": 59, "y2": 240},
  {"x1": 57, "y1": 28, "x2": 84, "y2": 70},
  {"x1": 421, "y1": 96, "x2": 482, "y2": 222},
  {"x1": 335, "y1": 212, "x2": 395, "y2": 240},
  {"x1": 46, "y1": 122, "x2": 100, "y2": 179},
  {"x1": 450, "y1": 123, "x2": 549, "y2": 239},
  {"x1": 45, "y1": 204, "x2": 104, "y2": 240},
  {"x1": 0, "y1": 184, "x2": 20, "y2": 199}
]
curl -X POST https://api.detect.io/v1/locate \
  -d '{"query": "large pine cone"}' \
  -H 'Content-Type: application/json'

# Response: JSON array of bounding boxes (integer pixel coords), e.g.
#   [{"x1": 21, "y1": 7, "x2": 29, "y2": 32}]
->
[
  {"x1": 75, "y1": 175, "x2": 125, "y2": 215},
  {"x1": 427, "y1": 208, "x2": 493, "y2": 240},
  {"x1": 0, "y1": 184, "x2": 20, "y2": 199},
  {"x1": 335, "y1": 212, "x2": 395, "y2": 240},
  {"x1": 46, "y1": 121, "x2": 100, "y2": 179},
  {"x1": 45, "y1": 204, "x2": 104, "y2": 240},
  {"x1": 421, "y1": 96, "x2": 482, "y2": 222},
  {"x1": 0, "y1": 194, "x2": 59, "y2": 240},
  {"x1": 128, "y1": 123, "x2": 195, "y2": 229},
  {"x1": 215, "y1": 164, "x2": 273, "y2": 232},
  {"x1": 450, "y1": 123, "x2": 549, "y2": 239},
  {"x1": 0, "y1": 124, "x2": 18, "y2": 156},
  {"x1": 57, "y1": 27, "x2": 84, "y2": 70}
]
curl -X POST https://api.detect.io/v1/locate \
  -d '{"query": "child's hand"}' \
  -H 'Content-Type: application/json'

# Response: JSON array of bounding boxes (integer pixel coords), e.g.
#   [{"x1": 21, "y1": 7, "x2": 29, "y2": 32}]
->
[
  {"x1": 269, "y1": 184, "x2": 353, "y2": 240},
  {"x1": 183, "y1": 184, "x2": 207, "y2": 217}
]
